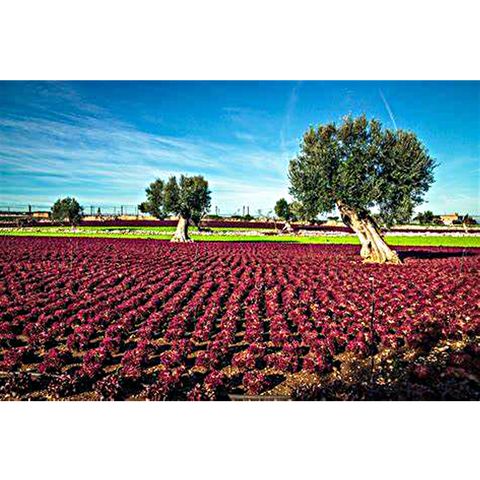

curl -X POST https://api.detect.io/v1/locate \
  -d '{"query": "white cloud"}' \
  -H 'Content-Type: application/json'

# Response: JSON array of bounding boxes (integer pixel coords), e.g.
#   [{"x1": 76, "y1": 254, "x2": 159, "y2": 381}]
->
[{"x1": 0, "y1": 95, "x2": 292, "y2": 213}]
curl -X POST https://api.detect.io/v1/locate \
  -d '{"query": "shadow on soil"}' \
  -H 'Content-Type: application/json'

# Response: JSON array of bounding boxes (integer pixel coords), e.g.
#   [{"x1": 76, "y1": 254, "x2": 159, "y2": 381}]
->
[{"x1": 399, "y1": 249, "x2": 477, "y2": 261}]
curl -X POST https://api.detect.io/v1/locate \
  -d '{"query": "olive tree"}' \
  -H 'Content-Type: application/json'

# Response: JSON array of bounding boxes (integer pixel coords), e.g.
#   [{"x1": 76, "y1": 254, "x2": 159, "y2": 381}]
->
[
  {"x1": 274, "y1": 198, "x2": 296, "y2": 232},
  {"x1": 290, "y1": 200, "x2": 316, "y2": 224},
  {"x1": 139, "y1": 174, "x2": 211, "y2": 242},
  {"x1": 415, "y1": 210, "x2": 435, "y2": 225},
  {"x1": 289, "y1": 115, "x2": 436, "y2": 263},
  {"x1": 51, "y1": 197, "x2": 83, "y2": 226}
]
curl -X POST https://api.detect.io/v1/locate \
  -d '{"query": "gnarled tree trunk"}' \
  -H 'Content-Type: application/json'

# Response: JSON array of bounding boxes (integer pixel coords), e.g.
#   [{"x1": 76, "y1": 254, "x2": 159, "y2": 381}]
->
[
  {"x1": 282, "y1": 220, "x2": 294, "y2": 234},
  {"x1": 171, "y1": 216, "x2": 193, "y2": 242},
  {"x1": 337, "y1": 202, "x2": 401, "y2": 264}
]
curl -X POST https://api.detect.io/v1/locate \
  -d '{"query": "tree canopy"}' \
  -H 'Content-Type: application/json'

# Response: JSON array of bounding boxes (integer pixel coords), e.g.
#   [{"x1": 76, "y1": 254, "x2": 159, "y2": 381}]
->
[
  {"x1": 139, "y1": 179, "x2": 167, "y2": 219},
  {"x1": 139, "y1": 175, "x2": 211, "y2": 221},
  {"x1": 289, "y1": 115, "x2": 436, "y2": 227},
  {"x1": 274, "y1": 198, "x2": 295, "y2": 222},
  {"x1": 415, "y1": 210, "x2": 436, "y2": 225},
  {"x1": 51, "y1": 197, "x2": 83, "y2": 225}
]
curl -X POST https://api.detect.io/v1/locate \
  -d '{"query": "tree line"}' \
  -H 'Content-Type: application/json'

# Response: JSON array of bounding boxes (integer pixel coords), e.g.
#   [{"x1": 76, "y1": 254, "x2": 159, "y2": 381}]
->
[{"x1": 51, "y1": 114, "x2": 441, "y2": 263}]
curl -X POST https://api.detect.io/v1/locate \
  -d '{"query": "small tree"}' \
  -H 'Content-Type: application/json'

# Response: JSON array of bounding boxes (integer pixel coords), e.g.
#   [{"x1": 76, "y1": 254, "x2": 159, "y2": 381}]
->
[
  {"x1": 415, "y1": 210, "x2": 435, "y2": 225},
  {"x1": 462, "y1": 213, "x2": 477, "y2": 233},
  {"x1": 462, "y1": 214, "x2": 476, "y2": 226},
  {"x1": 51, "y1": 197, "x2": 83, "y2": 226},
  {"x1": 290, "y1": 201, "x2": 315, "y2": 224},
  {"x1": 139, "y1": 179, "x2": 167, "y2": 220},
  {"x1": 274, "y1": 198, "x2": 296, "y2": 232},
  {"x1": 289, "y1": 115, "x2": 436, "y2": 263},
  {"x1": 274, "y1": 198, "x2": 290, "y2": 221},
  {"x1": 139, "y1": 175, "x2": 211, "y2": 242}
]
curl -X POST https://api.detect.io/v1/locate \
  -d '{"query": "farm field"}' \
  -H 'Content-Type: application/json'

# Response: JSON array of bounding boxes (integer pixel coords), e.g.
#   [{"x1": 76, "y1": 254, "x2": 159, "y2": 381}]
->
[{"x1": 0, "y1": 236, "x2": 478, "y2": 400}]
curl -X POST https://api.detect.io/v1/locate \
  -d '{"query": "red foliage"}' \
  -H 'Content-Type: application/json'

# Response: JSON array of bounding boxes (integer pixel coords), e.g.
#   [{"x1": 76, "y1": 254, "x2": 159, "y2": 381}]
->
[{"x1": 0, "y1": 237, "x2": 478, "y2": 399}]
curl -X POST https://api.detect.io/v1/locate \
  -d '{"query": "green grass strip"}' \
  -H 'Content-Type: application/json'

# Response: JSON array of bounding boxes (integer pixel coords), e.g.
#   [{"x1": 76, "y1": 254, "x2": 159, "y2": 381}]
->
[{"x1": 2, "y1": 230, "x2": 480, "y2": 248}]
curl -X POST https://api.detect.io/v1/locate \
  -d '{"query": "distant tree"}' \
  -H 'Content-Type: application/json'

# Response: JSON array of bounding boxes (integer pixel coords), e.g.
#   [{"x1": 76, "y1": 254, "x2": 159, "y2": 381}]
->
[
  {"x1": 139, "y1": 179, "x2": 167, "y2": 220},
  {"x1": 462, "y1": 214, "x2": 476, "y2": 226},
  {"x1": 290, "y1": 201, "x2": 315, "y2": 223},
  {"x1": 274, "y1": 198, "x2": 297, "y2": 232},
  {"x1": 51, "y1": 197, "x2": 83, "y2": 226},
  {"x1": 289, "y1": 115, "x2": 436, "y2": 263},
  {"x1": 415, "y1": 210, "x2": 435, "y2": 225},
  {"x1": 462, "y1": 214, "x2": 477, "y2": 233},
  {"x1": 139, "y1": 175, "x2": 211, "y2": 242},
  {"x1": 274, "y1": 198, "x2": 291, "y2": 220}
]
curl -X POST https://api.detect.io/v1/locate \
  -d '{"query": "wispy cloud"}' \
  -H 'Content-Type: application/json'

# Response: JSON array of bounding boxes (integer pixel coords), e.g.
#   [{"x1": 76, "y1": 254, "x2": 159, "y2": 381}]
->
[
  {"x1": 379, "y1": 89, "x2": 398, "y2": 131},
  {"x1": 0, "y1": 86, "x2": 290, "y2": 212},
  {"x1": 233, "y1": 131, "x2": 256, "y2": 143},
  {"x1": 280, "y1": 82, "x2": 302, "y2": 156}
]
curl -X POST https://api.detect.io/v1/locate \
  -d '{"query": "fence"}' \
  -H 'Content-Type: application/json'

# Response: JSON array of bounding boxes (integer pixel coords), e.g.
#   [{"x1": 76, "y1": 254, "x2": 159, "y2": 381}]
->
[
  {"x1": 0, "y1": 204, "x2": 256, "y2": 218},
  {"x1": 0, "y1": 204, "x2": 142, "y2": 216}
]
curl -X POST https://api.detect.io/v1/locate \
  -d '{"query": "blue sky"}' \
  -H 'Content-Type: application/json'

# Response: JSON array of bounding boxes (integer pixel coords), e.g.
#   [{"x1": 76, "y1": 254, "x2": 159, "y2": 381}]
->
[{"x1": 0, "y1": 81, "x2": 478, "y2": 215}]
